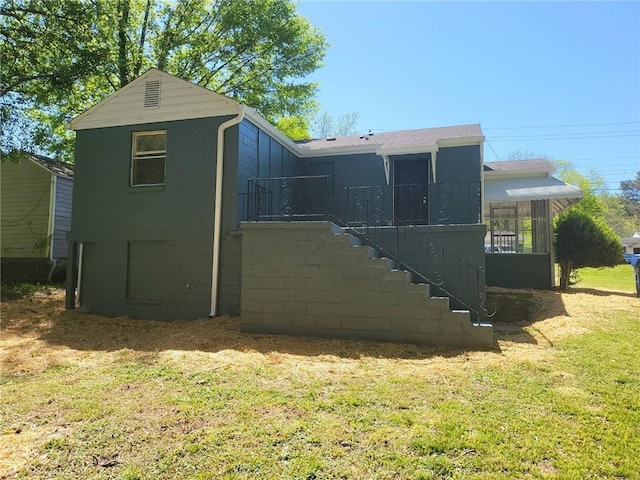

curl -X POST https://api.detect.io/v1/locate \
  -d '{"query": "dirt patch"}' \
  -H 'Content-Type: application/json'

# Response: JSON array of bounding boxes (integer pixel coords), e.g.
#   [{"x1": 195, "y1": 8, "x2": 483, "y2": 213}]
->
[{"x1": 2, "y1": 287, "x2": 637, "y2": 376}]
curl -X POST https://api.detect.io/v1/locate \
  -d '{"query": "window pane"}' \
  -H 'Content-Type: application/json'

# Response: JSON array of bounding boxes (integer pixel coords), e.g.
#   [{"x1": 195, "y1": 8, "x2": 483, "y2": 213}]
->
[
  {"x1": 135, "y1": 132, "x2": 166, "y2": 154},
  {"x1": 133, "y1": 157, "x2": 165, "y2": 185}
]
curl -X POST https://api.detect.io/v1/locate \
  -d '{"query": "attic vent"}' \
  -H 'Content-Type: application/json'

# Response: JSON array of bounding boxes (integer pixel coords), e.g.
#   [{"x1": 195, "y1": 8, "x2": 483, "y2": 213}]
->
[{"x1": 144, "y1": 80, "x2": 161, "y2": 108}]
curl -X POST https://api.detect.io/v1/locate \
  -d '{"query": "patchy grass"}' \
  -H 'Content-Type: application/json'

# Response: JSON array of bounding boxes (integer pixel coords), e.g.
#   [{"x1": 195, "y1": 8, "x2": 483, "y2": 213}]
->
[
  {"x1": 1, "y1": 289, "x2": 639, "y2": 479},
  {"x1": 0, "y1": 282, "x2": 60, "y2": 302},
  {"x1": 574, "y1": 264, "x2": 636, "y2": 293}
]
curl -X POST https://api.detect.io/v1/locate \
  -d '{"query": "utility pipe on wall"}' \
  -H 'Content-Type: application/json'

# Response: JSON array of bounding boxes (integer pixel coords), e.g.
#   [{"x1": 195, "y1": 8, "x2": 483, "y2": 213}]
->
[{"x1": 210, "y1": 110, "x2": 244, "y2": 317}]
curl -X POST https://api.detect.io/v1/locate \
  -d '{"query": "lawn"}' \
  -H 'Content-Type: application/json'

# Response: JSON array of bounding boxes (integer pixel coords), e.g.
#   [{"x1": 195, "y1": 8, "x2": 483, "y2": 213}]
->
[
  {"x1": 1, "y1": 287, "x2": 639, "y2": 479},
  {"x1": 575, "y1": 263, "x2": 637, "y2": 293}
]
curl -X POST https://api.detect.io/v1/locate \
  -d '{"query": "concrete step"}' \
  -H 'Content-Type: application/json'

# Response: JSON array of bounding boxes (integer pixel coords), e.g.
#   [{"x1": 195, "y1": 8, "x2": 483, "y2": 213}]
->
[{"x1": 348, "y1": 235, "x2": 362, "y2": 247}]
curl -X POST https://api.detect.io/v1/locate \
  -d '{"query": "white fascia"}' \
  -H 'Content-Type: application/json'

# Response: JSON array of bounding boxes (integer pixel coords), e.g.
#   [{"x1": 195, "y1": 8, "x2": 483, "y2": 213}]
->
[
  {"x1": 376, "y1": 145, "x2": 438, "y2": 157},
  {"x1": 299, "y1": 143, "x2": 382, "y2": 158},
  {"x1": 437, "y1": 136, "x2": 485, "y2": 148}
]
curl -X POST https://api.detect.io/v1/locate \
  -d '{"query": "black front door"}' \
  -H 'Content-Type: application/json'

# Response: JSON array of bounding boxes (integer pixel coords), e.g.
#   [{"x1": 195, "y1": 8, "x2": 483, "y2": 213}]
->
[{"x1": 394, "y1": 158, "x2": 429, "y2": 224}]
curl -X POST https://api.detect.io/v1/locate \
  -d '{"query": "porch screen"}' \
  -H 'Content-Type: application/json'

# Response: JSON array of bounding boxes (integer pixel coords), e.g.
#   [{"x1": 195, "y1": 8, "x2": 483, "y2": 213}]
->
[{"x1": 485, "y1": 200, "x2": 549, "y2": 254}]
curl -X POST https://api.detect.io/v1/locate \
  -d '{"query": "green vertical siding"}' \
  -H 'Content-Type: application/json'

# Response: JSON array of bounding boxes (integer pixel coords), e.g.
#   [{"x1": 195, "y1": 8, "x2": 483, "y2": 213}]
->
[
  {"x1": 303, "y1": 153, "x2": 385, "y2": 186},
  {"x1": 223, "y1": 119, "x2": 300, "y2": 315},
  {"x1": 436, "y1": 145, "x2": 481, "y2": 183}
]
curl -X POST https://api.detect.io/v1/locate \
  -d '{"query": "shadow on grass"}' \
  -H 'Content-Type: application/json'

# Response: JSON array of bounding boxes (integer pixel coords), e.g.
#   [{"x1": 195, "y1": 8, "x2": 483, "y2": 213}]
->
[
  {"x1": 564, "y1": 287, "x2": 638, "y2": 298},
  {"x1": 0, "y1": 293, "x2": 501, "y2": 360},
  {"x1": 492, "y1": 324, "x2": 539, "y2": 345}
]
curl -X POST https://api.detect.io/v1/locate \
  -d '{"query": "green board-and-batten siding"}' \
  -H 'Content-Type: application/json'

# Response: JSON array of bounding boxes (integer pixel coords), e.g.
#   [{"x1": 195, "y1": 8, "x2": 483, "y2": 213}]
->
[
  {"x1": 220, "y1": 119, "x2": 300, "y2": 315},
  {"x1": 1, "y1": 158, "x2": 52, "y2": 258}
]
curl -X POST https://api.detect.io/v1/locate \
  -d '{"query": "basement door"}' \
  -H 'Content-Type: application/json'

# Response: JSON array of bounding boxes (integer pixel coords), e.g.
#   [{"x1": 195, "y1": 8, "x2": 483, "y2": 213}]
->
[{"x1": 393, "y1": 157, "x2": 430, "y2": 224}]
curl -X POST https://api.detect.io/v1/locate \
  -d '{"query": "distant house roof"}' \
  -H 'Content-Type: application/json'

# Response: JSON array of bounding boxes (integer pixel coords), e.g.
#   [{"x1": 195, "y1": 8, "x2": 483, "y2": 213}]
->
[
  {"x1": 484, "y1": 158, "x2": 554, "y2": 174},
  {"x1": 298, "y1": 124, "x2": 484, "y2": 156},
  {"x1": 30, "y1": 154, "x2": 74, "y2": 179},
  {"x1": 622, "y1": 234, "x2": 640, "y2": 248}
]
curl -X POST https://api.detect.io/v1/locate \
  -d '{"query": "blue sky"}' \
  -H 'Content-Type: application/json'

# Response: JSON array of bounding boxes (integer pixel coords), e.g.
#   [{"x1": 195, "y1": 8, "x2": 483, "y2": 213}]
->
[{"x1": 296, "y1": 1, "x2": 640, "y2": 193}]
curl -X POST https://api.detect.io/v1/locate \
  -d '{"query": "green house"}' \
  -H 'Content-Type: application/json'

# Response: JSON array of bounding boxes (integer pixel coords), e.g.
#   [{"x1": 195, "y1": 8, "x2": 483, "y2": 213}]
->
[
  {"x1": 1, "y1": 154, "x2": 73, "y2": 282},
  {"x1": 65, "y1": 69, "x2": 581, "y2": 348}
]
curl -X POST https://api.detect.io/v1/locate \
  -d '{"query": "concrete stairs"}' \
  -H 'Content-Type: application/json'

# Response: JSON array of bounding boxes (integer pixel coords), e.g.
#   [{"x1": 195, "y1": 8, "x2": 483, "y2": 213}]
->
[
  {"x1": 240, "y1": 221, "x2": 494, "y2": 348},
  {"x1": 331, "y1": 224, "x2": 494, "y2": 347}
]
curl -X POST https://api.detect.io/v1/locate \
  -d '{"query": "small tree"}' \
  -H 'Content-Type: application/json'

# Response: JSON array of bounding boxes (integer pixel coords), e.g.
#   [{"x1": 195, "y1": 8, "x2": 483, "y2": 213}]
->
[
  {"x1": 554, "y1": 209, "x2": 624, "y2": 290},
  {"x1": 311, "y1": 112, "x2": 359, "y2": 138},
  {"x1": 619, "y1": 171, "x2": 640, "y2": 219}
]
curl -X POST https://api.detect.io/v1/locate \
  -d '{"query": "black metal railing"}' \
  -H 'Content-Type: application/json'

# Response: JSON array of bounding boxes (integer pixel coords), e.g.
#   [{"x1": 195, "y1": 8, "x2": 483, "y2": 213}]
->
[{"x1": 243, "y1": 175, "x2": 487, "y2": 320}]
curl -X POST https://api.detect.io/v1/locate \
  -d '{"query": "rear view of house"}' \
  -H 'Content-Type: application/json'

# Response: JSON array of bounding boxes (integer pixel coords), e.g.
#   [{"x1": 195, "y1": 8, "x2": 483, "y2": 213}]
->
[
  {"x1": 1, "y1": 154, "x2": 73, "y2": 282},
  {"x1": 65, "y1": 69, "x2": 580, "y2": 348}
]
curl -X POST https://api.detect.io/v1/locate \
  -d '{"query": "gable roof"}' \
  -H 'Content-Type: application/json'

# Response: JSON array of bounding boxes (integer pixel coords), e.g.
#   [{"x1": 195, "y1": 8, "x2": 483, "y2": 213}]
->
[
  {"x1": 30, "y1": 154, "x2": 73, "y2": 179},
  {"x1": 68, "y1": 69, "x2": 242, "y2": 131}
]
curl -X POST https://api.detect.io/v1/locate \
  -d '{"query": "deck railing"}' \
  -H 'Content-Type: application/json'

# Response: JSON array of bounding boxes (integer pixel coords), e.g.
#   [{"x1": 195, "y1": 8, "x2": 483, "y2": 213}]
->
[{"x1": 243, "y1": 175, "x2": 487, "y2": 320}]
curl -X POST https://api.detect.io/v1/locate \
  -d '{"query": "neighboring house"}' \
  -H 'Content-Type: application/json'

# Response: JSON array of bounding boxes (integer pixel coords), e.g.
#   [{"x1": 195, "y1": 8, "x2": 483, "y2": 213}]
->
[
  {"x1": 1, "y1": 154, "x2": 74, "y2": 282},
  {"x1": 622, "y1": 232, "x2": 640, "y2": 255},
  {"x1": 64, "y1": 69, "x2": 580, "y2": 347},
  {"x1": 483, "y1": 159, "x2": 583, "y2": 289}
]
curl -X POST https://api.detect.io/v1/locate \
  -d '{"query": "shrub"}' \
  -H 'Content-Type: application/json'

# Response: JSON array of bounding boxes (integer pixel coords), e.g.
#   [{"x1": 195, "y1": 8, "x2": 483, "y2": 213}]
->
[{"x1": 554, "y1": 209, "x2": 624, "y2": 290}]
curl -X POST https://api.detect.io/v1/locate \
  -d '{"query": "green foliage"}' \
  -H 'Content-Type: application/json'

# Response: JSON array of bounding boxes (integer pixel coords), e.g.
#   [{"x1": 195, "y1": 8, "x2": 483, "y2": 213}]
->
[
  {"x1": 619, "y1": 170, "x2": 640, "y2": 219},
  {"x1": 553, "y1": 160, "x2": 606, "y2": 218},
  {"x1": 0, "y1": 0, "x2": 328, "y2": 160},
  {"x1": 554, "y1": 209, "x2": 624, "y2": 289},
  {"x1": 274, "y1": 116, "x2": 311, "y2": 141},
  {"x1": 599, "y1": 192, "x2": 638, "y2": 237}
]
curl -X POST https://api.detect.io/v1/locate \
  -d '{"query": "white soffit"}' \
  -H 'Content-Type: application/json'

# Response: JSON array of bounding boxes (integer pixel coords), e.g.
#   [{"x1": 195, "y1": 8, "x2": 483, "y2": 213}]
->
[
  {"x1": 485, "y1": 176, "x2": 583, "y2": 213},
  {"x1": 69, "y1": 69, "x2": 241, "y2": 130}
]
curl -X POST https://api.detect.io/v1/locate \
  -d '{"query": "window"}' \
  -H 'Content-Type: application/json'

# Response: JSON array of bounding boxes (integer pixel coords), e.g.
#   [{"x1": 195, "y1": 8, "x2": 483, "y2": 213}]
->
[{"x1": 131, "y1": 131, "x2": 166, "y2": 186}]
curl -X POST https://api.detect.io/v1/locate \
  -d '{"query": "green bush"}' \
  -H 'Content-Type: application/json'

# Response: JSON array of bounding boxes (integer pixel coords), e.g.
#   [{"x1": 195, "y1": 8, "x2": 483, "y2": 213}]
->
[{"x1": 554, "y1": 209, "x2": 624, "y2": 290}]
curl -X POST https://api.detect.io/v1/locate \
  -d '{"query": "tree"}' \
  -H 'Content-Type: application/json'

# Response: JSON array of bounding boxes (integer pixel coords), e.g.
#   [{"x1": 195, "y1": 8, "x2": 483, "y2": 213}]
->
[
  {"x1": 600, "y1": 193, "x2": 638, "y2": 238},
  {"x1": 553, "y1": 160, "x2": 606, "y2": 218},
  {"x1": 554, "y1": 209, "x2": 624, "y2": 290},
  {"x1": 275, "y1": 116, "x2": 311, "y2": 141},
  {"x1": 0, "y1": 0, "x2": 107, "y2": 159},
  {"x1": 0, "y1": 0, "x2": 327, "y2": 160},
  {"x1": 619, "y1": 171, "x2": 640, "y2": 219},
  {"x1": 311, "y1": 112, "x2": 359, "y2": 138},
  {"x1": 551, "y1": 161, "x2": 640, "y2": 237},
  {"x1": 503, "y1": 149, "x2": 551, "y2": 161}
]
